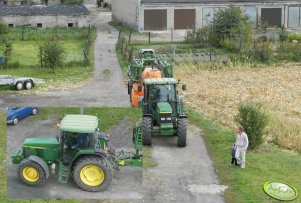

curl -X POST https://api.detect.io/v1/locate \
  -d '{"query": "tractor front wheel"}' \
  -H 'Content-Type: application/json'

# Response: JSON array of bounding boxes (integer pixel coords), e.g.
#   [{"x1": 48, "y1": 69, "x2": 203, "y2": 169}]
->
[
  {"x1": 177, "y1": 117, "x2": 188, "y2": 147},
  {"x1": 18, "y1": 159, "x2": 46, "y2": 186},
  {"x1": 73, "y1": 156, "x2": 112, "y2": 192},
  {"x1": 142, "y1": 117, "x2": 152, "y2": 146}
]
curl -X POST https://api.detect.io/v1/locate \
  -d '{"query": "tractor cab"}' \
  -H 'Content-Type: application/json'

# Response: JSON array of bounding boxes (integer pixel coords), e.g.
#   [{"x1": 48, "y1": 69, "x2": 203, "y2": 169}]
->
[{"x1": 58, "y1": 115, "x2": 109, "y2": 164}]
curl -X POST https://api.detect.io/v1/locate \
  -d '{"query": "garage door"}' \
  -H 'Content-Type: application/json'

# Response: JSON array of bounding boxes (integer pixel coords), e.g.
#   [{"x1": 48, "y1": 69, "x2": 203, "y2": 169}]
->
[
  {"x1": 261, "y1": 8, "x2": 282, "y2": 27},
  {"x1": 174, "y1": 9, "x2": 196, "y2": 30},
  {"x1": 144, "y1": 9, "x2": 167, "y2": 31}
]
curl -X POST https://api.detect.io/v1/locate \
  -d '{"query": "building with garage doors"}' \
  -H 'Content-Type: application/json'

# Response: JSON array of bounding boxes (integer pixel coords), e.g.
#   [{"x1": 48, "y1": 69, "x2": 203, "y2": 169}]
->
[
  {"x1": 0, "y1": 4, "x2": 91, "y2": 28},
  {"x1": 112, "y1": 0, "x2": 301, "y2": 31}
]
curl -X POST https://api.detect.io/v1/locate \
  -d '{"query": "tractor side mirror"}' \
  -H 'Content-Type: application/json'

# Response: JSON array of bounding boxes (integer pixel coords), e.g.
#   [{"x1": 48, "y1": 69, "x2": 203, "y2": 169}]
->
[
  {"x1": 138, "y1": 85, "x2": 142, "y2": 92},
  {"x1": 182, "y1": 84, "x2": 187, "y2": 91}
]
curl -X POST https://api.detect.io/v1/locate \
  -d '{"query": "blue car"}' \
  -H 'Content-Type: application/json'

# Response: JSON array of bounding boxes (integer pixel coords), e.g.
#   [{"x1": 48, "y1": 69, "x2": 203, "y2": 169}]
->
[{"x1": 7, "y1": 107, "x2": 38, "y2": 125}]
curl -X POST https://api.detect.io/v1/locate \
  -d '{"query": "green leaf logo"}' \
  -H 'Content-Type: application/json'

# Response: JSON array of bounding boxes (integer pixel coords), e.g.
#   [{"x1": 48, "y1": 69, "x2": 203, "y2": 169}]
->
[{"x1": 263, "y1": 181, "x2": 298, "y2": 201}]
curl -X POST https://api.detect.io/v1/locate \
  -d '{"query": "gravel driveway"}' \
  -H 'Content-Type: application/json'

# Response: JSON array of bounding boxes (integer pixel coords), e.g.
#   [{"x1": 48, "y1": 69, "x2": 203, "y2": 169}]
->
[
  {"x1": 143, "y1": 125, "x2": 226, "y2": 203},
  {"x1": 0, "y1": 12, "x2": 129, "y2": 109}
]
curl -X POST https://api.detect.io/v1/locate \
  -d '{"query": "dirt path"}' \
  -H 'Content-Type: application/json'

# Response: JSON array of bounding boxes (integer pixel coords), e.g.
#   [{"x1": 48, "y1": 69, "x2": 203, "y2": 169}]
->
[
  {"x1": 7, "y1": 116, "x2": 142, "y2": 200},
  {"x1": 0, "y1": 12, "x2": 129, "y2": 109},
  {"x1": 143, "y1": 124, "x2": 227, "y2": 203}
]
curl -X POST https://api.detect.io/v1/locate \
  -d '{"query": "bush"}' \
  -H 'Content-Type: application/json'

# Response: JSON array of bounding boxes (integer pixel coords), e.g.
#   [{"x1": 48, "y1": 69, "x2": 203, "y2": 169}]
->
[
  {"x1": 235, "y1": 102, "x2": 268, "y2": 149},
  {"x1": 39, "y1": 41, "x2": 65, "y2": 73},
  {"x1": 185, "y1": 27, "x2": 213, "y2": 47},
  {"x1": 62, "y1": 0, "x2": 84, "y2": 5},
  {"x1": 211, "y1": 5, "x2": 252, "y2": 47},
  {"x1": 288, "y1": 33, "x2": 301, "y2": 42},
  {"x1": 277, "y1": 42, "x2": 301, "y2": 61},
  {"x1": 252, "y1": 41, "x2": 274, "y2": 63},
  {"x1": 97, "y1": 0, "x2": 103, "y2": 7}
]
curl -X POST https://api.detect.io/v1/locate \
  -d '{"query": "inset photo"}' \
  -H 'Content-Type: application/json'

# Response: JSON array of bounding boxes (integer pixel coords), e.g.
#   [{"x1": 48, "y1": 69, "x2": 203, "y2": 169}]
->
[{"x1": 7, "y1": 107, "x2": 142, "y2": 200}]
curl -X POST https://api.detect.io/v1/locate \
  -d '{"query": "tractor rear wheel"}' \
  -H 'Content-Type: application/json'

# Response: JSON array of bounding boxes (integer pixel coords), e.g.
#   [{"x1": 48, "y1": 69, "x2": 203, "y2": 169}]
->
[
  {"x1": 177, "y1": 117, "x2": 188, "y2": 147},
  {"x1": 142, "y1": 117, "x2": 152, "y2": 146},
  {"x1": 73, "y1": 156, "x2": 113, "y2": 192},
  {"x1": 18, "y1": 159, "x2": 46, "y2": 186}
]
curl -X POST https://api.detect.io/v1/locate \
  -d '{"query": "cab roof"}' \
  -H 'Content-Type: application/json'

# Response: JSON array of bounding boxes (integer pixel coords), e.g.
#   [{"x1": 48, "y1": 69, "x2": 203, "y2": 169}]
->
[
  {"x1": 60, "y1": 114, "x2": 98, "y2": 133},
  {"x1": 144, "y1": 78, "x2": 178, "y2": 85}
]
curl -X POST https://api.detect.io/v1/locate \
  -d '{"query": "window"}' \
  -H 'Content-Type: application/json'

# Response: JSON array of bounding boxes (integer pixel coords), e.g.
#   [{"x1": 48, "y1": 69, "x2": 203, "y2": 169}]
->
[
  {"x1": 37, "y1": 23, "x2": 42, "y2": 28},
  {"x1": 244, "y1": 6, "x2": 257, "y2": 28},
  {"x1": 202, "y1": 7, "x2": 224, "y2": 27},
  {"x1": 20, "y1": 0, "x2": 27, "y2": 5},
  {"x1": 288, "y1": 7, "x2": 300, "y2": 28},
  {"x1": 68, "y1": 23, "x2": 74, "y2": 28},
  {"x1": 8, "y1": 24, "x2": 13, "y2": 27},
  {"x1": 3, "y1": 1, "x2": 7, "y2": 5}
]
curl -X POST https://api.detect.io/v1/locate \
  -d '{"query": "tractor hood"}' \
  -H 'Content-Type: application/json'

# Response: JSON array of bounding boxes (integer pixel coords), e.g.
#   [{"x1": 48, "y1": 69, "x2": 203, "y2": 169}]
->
[
  {"x1": 157, "y1": 102, "x2": 172, "y2": 113},
  {"x1": 22, "y1": 137, "x2": 59, "y2": 150}
]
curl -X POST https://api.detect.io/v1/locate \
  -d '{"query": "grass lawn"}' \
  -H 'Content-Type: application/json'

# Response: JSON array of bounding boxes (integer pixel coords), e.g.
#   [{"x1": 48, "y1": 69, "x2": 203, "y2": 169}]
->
[
  {"x1": 0, "y1": 27, "x2": 95, "y2": 93},
  {"x1": 187, "y1": 108, "x2": 301, "y2": 203},
  {"x1": 1, "y1": 107, "x2": 141, "y2": 203}
]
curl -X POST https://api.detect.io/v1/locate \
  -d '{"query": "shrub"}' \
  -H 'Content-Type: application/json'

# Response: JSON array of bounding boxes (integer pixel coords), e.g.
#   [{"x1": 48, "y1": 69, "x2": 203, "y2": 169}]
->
[
  {"x1": 39, "y1": 41, "x2": 65, "y2": 73},
  {"x1": 288, "y1": 33, "x2": 301, "y2": 42},
  {"x1": 211, "y1": 5, "x2": 252, "y2": 47},
  {"x1": 235, "y1": 102, "x2": 268, "y2": 149},
  {"x1": 62, "y1": 0, "x2": 84, "y2": 5},
  {"x1": 277, "y1": 42, "x2": 301, "y2": 62},
  {"x1": 252, "y1": 41, "x2": 273, "y2": 63},
  {"x1": 278, "y1": 29, "x2": 289, "y2": 42},
  {"x1": 97, "y1": 0, "x2": 103, "y2": 7},
  {"x1": 185, "y1": 27, "x2": 213, "y2": 47}
]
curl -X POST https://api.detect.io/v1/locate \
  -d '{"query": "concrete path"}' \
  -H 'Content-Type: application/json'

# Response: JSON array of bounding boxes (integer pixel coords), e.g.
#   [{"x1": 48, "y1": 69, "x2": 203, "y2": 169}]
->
[{"x1": 143, "y1": 124, "x2": 226, "y2": 203}]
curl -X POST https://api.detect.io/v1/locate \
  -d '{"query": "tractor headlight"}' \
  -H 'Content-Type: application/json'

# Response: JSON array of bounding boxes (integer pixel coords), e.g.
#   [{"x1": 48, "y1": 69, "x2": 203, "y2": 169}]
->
[{"x1": 161, "y1": 118, "x2": 166, "y2": 121}]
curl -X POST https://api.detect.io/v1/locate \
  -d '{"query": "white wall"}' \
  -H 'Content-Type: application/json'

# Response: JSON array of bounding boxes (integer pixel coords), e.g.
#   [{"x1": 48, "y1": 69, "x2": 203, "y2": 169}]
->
[
  {"x1": 2, "y1": 15, "x2": 91, "y2": 28},
  {"x1": 112, "y1": 0, "x2": 139, "y2": 29}
]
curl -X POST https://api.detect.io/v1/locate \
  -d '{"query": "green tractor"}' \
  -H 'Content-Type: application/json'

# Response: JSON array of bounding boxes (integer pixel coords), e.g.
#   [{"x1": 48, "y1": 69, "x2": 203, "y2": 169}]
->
[
  {"x1": 11, "y1": 114, "x2": 142, "y2": 192},
  {"x1": 141, "y1": 78, "x2": 188, "y2": 147}
]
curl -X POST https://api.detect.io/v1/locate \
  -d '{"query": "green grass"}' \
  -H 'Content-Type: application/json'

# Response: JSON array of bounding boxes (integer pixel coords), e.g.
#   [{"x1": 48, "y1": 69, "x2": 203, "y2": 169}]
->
[
  {"x1": 186, "y1": 108, "x2": 301, "y2": 203},
  {"x1": 1, "y1": 108, "x2": 141, "y2": 203},
  {"x1": 109, "y1": 21, "x2": 140, "y2": 35},
  {"x1": 0, "y1": 27, "x2": 96, "y2": 92},
  {"x1": 7, "y1": 27, "x2": 96, "y2": 42}
]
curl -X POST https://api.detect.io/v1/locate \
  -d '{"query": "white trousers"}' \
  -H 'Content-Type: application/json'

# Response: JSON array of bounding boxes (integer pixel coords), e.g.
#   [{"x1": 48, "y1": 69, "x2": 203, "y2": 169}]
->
[{"x1": 235, "y1": 147, "x2": 246, "y2": 168}]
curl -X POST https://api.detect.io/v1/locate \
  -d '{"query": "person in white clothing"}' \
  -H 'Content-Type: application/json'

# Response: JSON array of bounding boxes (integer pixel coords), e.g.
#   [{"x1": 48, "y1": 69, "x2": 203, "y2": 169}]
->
[{"x1": 235, "y1": 127, "x2": 249, "y2": 169}]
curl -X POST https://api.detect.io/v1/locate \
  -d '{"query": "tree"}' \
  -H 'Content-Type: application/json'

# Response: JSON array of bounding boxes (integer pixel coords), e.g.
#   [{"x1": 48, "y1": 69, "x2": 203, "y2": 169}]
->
[
  {"x1": 39, "y1": 41, "x2": 65, "y2": 73},
  {"x1": 211, "y1": 5, "x2": 253, "y2": 48},
  {"x1": 0, "y1": 18, "x2": 12, "y2": 63}
]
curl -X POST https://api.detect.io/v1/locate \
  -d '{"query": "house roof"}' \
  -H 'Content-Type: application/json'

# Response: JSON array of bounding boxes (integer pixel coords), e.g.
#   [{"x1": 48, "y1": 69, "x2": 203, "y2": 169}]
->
[
  {"x1": 0, "y1": 5, "x2": 90, "y2": 16},
  {"x1": 141, "y1": 0, "x2": 299, "y2": 4}
]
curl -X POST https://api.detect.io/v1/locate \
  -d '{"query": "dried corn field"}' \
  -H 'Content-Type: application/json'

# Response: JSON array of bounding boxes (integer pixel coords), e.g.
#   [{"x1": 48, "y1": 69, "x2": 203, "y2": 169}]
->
[{"x1": 175, "y1": 62, "x2": 301, "y2": 151}]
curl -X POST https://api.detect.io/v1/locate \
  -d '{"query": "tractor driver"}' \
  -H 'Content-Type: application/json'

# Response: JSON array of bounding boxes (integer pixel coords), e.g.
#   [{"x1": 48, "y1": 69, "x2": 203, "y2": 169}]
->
[
  {"x1": 156, "y1": 86, "x2": 169, "y2": 102},
  {"x1": 71, "y1": 133, "x2": 89, "y2": 149}
]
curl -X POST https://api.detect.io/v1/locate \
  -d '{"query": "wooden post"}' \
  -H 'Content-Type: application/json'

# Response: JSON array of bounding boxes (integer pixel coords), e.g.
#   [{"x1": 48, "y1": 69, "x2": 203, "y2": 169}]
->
[
  {"x1": 171, "y1": 27, "x2": 174, "y2": 42},
  {"x1": 118, "y1": 30, "x2": 121, "y2": 41},
  {"x1": 128, "y1": 47, "x2": 133, "y2": 62},
  {"x1": 148, "y1": 32, "x2": 151, "y2": 44},
  {"x1": 128, "y1": 31, "x2": 132, "y2": 43},
  {"x1": 39, "y1": 47, "x2": 43, "y2": 68},
  {"x1": 80, "y1": 106, "x2": 84, "y2": 115}
]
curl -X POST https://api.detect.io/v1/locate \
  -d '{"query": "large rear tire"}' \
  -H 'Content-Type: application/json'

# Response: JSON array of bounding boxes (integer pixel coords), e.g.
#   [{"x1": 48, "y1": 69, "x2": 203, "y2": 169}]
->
[
  {"x1": 142, "y1": 117, "x2": 152, "y2": 146},
  {"x1": 73, "y1": 156, "x2": 112, "y2": 192},
  {"x1": 18, "y1": 159, "x2": 46, "y2": 187},
  {"x1": 177, "y1": 117, "x2": 188, "y2": 147}
]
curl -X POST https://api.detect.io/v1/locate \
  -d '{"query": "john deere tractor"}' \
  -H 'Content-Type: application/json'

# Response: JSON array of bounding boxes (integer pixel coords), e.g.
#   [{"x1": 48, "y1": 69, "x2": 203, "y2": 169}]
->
[
  {"x1": 140, "y1": 78, "x2": 188, "y2": 147},
  {"x1": 11, "y1": 114, "x2": 142, "y2": 192}
]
